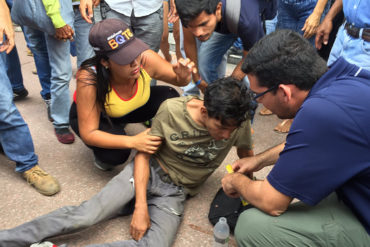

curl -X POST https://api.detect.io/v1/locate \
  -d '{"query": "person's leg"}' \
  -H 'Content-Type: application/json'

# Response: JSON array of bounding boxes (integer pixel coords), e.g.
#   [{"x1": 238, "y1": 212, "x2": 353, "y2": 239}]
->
[
  {"x1": 0, "y1": 162, "x2": 136, "y2": 246},
  {"x1": 0, "y1": 45, "x2": 28, "y2": 100},
  {"x1": 69, "y1": 102, "x2": 131, "y2": 166},
  {"x1": 235, "y1": 193, "x2": 370, "y2": 247},
  {"x1": 295, "y1": 0, "x2": 318, "y2": 46},
  {"x1": 277, "y1": 0, "x2": 299, "y2": 31},
  {"x1": 85, "y1": 159, "x2": 186, "y2": 247},
  {"x1": 197, "y1": 32, "x2": 236, "y2": 84},
  {"x1": 44, "y1": 34, "x2": 74, "y2": 143},
  {"x1": 0, "y1": 55, "x2": 37, "y2": 173},
  {"x1": 22, "y1": 26, "x2": 52, "y2": 101},
  {"x1": 73, "y1": 7, "x2": 95, "y2": 68}
]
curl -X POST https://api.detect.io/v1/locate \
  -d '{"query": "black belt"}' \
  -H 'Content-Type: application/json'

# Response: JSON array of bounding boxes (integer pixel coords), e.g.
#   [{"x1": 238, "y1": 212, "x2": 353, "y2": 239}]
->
[{"x1": 344, "y1": 23, "x2": 370, "y2": 42}]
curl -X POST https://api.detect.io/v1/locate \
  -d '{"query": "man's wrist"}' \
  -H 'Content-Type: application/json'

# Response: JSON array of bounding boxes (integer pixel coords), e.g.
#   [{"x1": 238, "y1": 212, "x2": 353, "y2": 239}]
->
[{"x1": 194, "y1": 79, "x2": 201, "y2": 86}]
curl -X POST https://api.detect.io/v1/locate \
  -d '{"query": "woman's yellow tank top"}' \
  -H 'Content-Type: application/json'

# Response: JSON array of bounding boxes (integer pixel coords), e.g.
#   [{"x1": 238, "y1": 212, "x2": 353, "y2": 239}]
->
[{"x1": 105, "y1": 69, "x2": 151, "y2": 118}]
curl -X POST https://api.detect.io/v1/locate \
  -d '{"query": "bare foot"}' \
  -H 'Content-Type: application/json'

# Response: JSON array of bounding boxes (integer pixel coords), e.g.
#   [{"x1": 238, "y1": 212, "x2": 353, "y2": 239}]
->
[
  {"x1": 274, "y1": 119, "x2": 293, "y2": 133},
  {"x1": 259, "y1": 107, "x2": 273, "y2": 116}
]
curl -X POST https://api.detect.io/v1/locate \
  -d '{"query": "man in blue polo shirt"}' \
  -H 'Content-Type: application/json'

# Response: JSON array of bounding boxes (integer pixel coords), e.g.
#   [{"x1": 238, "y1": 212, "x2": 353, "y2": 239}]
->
[
  {"x1": 175, "y1": 0, "x2": 276, "y2": 93},
  {"x1": 222, "y1": 29, "x2": 370, "y2": 246}
]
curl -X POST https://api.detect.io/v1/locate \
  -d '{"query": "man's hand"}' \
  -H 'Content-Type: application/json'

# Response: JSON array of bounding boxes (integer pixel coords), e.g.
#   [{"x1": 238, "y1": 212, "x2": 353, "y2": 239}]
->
[
  {"x1": 130, "y1": 205, "x2": 151, "y2": 241},
  {"x1": 197, "y1": 80, "x2": 208, "y2": 94},
  {"x1": 172, "y1": 58, "x2": 197, "y2": 85},
  {"x1": 0, "y1": 0, "x2": 15, "y2": 53},
  {"x1": 302, "y1": 12, "x2": 321, "y2": 39},
  {"x1": 315, "y1": 18, "x2": 333, "y2": 49},
  {"x1": 232, "y1": 156, "x2": 262, "y2": 174},
  {"x1": 222, "y1": 173, "x2": 243, "y2": 198},
  {"x1": 80, "y1": 0, "x2": 100, "y2": 23},
  {"x1": 54, "y1": 24, "x2": 74, "y2": 41}
]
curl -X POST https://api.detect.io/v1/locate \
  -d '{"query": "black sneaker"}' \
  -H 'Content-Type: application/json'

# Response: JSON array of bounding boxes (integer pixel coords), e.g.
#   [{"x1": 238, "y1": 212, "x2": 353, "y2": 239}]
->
[{"x1": 13, "y1": 88, "x2": 28, "y2": 101}]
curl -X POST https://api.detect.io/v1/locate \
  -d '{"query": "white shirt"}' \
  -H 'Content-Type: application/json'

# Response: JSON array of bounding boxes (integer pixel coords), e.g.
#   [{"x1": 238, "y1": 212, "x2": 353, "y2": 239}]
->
[{"x1": 105, "y1": 0, "x2": 162, "y2": 17}]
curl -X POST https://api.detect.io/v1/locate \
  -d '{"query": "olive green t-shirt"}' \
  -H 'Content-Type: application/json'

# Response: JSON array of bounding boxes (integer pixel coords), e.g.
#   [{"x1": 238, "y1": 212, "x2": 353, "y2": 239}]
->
[{"x1": 150, "y1": 96, "x2": 253, "y2": 196}]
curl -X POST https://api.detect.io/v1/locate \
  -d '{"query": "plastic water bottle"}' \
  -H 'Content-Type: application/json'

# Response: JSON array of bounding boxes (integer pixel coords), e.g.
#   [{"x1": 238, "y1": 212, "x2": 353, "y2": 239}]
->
[{"x1": 213, "y1": 217, "x2": 230, "y2": 246}]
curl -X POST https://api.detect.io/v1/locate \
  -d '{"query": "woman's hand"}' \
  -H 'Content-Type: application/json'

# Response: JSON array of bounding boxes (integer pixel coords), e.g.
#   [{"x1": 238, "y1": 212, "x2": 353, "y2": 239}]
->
[
  {"x1": 172, "y1": 58, "x2": 197, "y2": 86},
  {"x1": 131, "y1": 129, "x2": 162, "y2": 154}
]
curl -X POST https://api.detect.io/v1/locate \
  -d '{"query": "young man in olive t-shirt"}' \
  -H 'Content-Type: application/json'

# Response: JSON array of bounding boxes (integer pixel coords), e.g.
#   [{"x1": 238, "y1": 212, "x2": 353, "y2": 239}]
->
[{"x1": 0, "y1": 77, "x2": 254, "y2": 247}]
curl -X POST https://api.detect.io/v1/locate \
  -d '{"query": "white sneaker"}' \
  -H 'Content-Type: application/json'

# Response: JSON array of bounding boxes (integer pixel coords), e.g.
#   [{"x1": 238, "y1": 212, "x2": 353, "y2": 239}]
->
[{"x1": 30, "y1": 241, "x2": 58, "y2": 247}]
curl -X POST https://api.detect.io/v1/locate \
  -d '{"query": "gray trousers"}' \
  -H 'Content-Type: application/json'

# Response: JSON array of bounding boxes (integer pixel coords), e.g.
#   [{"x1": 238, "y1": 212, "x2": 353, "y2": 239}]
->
[{"x1": 0, "y1": 159, "x2": 186, "y2": 247}]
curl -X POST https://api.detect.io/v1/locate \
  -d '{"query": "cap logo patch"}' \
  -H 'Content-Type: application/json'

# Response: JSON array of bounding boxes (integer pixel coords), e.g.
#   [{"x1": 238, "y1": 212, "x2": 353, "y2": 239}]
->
[{"x1": 107, "y1": 28, "x2": 134, "y2": 49}]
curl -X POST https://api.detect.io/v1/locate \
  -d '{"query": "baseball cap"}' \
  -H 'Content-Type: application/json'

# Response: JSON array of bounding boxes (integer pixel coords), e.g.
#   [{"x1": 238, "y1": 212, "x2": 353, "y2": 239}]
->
[{"x1": 89, "y1": 19, "x2": 149, "y2": 65}]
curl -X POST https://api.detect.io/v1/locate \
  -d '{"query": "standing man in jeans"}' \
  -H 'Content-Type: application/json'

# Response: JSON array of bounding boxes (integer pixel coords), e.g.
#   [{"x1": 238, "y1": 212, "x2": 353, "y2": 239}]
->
[
  {"x1": 17, "y1": 0, "x2": 95, "y2": 144},
  {"x1": 0, "y1": 0, "x2": 60, "y2": 196}
]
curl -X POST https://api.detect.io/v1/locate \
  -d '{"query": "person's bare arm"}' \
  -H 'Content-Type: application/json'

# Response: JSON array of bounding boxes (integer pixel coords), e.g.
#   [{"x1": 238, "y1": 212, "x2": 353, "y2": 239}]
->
[
  {"x1": 222, "y1": 173, "x2": 292, "y2": 216},
  {"x1": 302, "y1": 0, "x2": 329, "y2": 39},
  {"x1": 0, "y1": 0, "x2": 14, "y2": 54},
  {"x1": 79, "y1": 0, "x2": 100, "y2": 24},
  {"x1": 76, "y1": 70, "x2": 162, "y2": 153},
  {"x1": 182, "y1": 27, "x2": 208, "y2": 92},
  {"x1": 315, "y1": 0, "x2": 343, "y2": 49},
  {"x1": 130, "y1": 152, "x2": 151, "y2": 240},
  {"x1": 141, "y1": 49, "x2": 196, "y2": 87},
  {"x1": 230, "y1": 50, "x2": 248, "y2": 81},
  {"x1": 232, "y1": 142, "x2": 285, "y2": 174}
]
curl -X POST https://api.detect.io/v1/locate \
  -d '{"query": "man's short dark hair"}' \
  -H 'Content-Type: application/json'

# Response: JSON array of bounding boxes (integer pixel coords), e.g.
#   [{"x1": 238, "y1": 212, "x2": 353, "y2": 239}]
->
[
  {"x1": 204, "y1": 77, "x2": 254, "y2": 126},
  {"x1": 242, "y1": 29, "x2": 328, "y2": 91},
  {"x1": 175, "y1": 0, "x2": 220, "y2": 27}
]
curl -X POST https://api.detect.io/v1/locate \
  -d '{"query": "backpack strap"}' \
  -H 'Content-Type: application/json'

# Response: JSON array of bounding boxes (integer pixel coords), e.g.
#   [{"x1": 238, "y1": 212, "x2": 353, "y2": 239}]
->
[{"x1": 225, "y1": 0, "x2": 241, "y2": 34}]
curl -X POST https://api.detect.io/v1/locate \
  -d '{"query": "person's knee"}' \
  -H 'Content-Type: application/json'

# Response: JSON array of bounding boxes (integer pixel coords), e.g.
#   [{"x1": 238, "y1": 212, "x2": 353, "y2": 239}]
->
[{"x1": 235, "y1": 208, "x2": 273, "y2": 247}]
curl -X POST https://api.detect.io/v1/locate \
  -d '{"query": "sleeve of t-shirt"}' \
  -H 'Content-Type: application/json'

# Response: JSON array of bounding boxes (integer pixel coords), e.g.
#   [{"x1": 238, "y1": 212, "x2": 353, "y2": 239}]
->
[
  {"x1": 238, "y1": 0, "x2": 264, "y2": 50},
  {"x1": 267, "y1": 97, "x2": 366, "y2": 205},
  {"x1": 234, "y1": 120, "x2": 253, "y2": 150},
  {"x1": 148, "y1": 100, "x2": 169, "y2": 138},
  {"x1": 42, "y1": 0, "x2": 66, "y2": 28}
]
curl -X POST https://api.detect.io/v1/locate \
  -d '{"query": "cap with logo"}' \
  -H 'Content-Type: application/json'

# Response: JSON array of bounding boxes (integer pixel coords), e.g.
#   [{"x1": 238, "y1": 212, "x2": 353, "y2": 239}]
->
[{"x1": 89, "y1": 18, "x2": 149, "y2": 65}]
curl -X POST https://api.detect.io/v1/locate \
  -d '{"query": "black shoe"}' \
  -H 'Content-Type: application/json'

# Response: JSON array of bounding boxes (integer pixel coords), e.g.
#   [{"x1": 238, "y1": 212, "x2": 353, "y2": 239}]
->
[{"x1": 13, "y1": 88, "x2": 28, "y2": 101}]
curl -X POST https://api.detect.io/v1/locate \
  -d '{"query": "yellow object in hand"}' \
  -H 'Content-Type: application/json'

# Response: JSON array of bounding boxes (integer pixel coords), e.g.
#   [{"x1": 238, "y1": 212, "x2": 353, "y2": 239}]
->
[{"x1": 226, "y1": 165, "x2": 248, "y2": 206}]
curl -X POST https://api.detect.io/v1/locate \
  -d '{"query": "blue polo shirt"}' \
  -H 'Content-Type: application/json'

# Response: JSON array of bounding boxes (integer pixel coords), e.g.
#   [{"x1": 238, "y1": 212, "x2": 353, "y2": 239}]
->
[
  {"x1": 216, "y1": 0, "x2": 265, "y2": 50},
  {"x1": 268, "y1": 58, "x2": 370, "y2": 234}
]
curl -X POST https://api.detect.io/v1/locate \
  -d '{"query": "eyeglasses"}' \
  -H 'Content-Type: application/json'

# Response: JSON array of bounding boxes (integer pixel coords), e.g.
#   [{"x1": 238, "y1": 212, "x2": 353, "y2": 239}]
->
[{"x1": 251, "y1": 85, "x2": 278, "y2": 100}]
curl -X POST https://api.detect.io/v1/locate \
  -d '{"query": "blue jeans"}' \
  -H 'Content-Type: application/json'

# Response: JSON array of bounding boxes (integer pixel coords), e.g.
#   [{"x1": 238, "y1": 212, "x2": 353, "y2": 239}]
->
[
  {"x1": 0, "y1": 54, "x2": 38, "y2": 172},
  {"x1": 22, "y1": 26, "x2": 52, "y2": 100},
  {"x1": 73, "y1": 7, "x2": 95, "y2": 68},
  {"x1": 266, "y1": 14, "x2": 278, "y2": 35},
  {"x1": 0, "y1": 45, "x2": 24, "y2": 91},
  {"x1": 43, "y1": 4, "x2": 93, "y2": 128},
  {"x1": 328, "y1": 24, "x2": 370, "y2": 71},
  {"x1": 277, "y1": 0, "x2": 318, "y2": 45}
]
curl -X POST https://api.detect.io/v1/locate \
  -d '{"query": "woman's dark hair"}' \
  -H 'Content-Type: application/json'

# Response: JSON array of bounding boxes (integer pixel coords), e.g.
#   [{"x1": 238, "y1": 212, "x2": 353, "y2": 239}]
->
[
  {"x1": 242, "y1": 29, "x2": 328, "y2": 91},
  {"x1": 175, "y1": 0, "x2": 220, "y2": 27},
  {"x1": 78, "y1": 54, "x2": 111, "y2": 115},
  {"x1": 204, "y1": 77, "x2": 255, "y2": 126}
]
